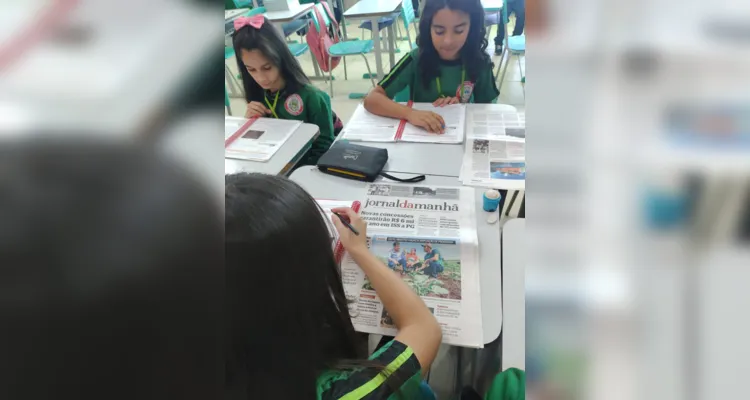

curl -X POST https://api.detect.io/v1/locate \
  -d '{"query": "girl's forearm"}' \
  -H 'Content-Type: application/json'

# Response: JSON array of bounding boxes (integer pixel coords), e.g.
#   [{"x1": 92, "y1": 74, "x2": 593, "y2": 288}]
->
[{"x1": 363, "y1": 90, "x2": 412, "y2": 120}]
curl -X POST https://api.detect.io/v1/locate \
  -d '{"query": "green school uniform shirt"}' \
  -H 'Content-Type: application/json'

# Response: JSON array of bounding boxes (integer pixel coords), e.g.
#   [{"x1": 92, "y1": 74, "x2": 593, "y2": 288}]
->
[
  {"x1": 378, "y1": 49, "x2": 500, "y2": 104},
  {"x1": 263, "y1": 84, "x2": 335, "y2": 166},
  {"x1": 316, "y1": 340, "x2": 427, "y2": 400}
]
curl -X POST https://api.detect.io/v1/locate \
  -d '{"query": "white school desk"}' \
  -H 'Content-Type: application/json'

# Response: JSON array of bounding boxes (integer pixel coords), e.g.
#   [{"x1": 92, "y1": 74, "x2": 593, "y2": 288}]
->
[
  {"x1": 225, "y1": 9, "x2": 249, "y2": 21},
  {"x1": 265, "y1": 3, "x2": 315, "y2": 38},
  {"x1": 500, "y1": 218, "x2": 525, "y2": 370},
  {"x1": 225, "y1": 123, "x2": 320, "y2": 176},
  {"x1": 343, "y1": 0, "x2": 403, "y2": 78},
  {"x1": 481, "y1": 0, "x2": 504, "y2": 11},
  {"x1": 290, "y1": 166, "x2": 503, "y2": 345},
  {"x1": 340, "y1": 104, "x2": 518, "y2": 177}
]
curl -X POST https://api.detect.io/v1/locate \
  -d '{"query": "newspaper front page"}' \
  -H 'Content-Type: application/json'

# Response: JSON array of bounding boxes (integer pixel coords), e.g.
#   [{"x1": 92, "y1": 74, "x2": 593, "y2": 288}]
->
[
  {"x1": 461, "y1": 137, "x2": 526, "y2": 190},
  {"x1": 341, "y1": 183, "x2": 484, "y2": 348}
]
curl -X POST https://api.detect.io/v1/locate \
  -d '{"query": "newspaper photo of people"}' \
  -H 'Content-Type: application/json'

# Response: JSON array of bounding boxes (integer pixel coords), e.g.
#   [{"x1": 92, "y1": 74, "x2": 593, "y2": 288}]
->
[
  {"x1": 364, "y1": 236, "x2": 462, "y2": 300},
  {"x1": 380, "y1": 309, "x2": 395, "y2": 329}
]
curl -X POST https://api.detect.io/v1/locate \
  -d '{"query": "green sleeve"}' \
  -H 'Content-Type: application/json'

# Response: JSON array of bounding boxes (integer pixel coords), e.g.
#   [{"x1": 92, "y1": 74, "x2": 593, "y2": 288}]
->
[
  {"x1": 319, "y1": 340, "x2": 424, "y2": 400},
  {"x1": 378, "y1": 51, "x2": 417, "y2": 99},
  {"x1": 303, "y1": 89, "x2": 335, "y2": 165},
  {"x1": 473, "y1": 63, "x2": 501, "y2": 104}
]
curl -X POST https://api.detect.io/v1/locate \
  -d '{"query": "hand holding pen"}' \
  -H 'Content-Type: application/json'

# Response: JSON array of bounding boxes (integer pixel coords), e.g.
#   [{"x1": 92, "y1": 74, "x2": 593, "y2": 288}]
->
[{"x1": 331, "y1": 207, "x2": 367, "y2": 256}]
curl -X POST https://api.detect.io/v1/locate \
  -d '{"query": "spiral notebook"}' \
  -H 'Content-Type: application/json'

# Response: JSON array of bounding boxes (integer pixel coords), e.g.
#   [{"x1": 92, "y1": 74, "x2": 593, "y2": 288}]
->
[{"x1": 315, "y1": 199, "x2": 362, "y2": 264}]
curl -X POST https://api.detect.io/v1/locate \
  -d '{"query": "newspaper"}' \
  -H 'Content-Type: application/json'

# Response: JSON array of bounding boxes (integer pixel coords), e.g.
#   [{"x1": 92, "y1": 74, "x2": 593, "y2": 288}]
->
[
  {"x1": 461, "y1": 137, "x2": 526, "y2": 190},
  {"x1": 400, "y1": 103, "x2": 466, "y2": 143},
  {"x1": 339, "y1": 104, "x2": 401, "y2": 142},
  {"x1": 339, "y1": 103, "x2": 466, "y2": 144},
  {"x1": 341, "y1": 183, "x2": 484, "y2": 348},
  {"x1": 315, "y1": 199, "x2": 356, "y2": 249},
  {"x1": 224, "y1": 117, "x2": 302, "y2": 162},
  {"x1": 466, "y1": 109, "x2": 525, "y2": 139}
]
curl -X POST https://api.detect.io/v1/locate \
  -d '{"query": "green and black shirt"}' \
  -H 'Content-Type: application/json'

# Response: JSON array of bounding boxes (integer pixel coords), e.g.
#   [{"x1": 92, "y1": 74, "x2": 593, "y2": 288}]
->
[
  {"x1": 262, "y1": 84, "x2": 335, "y2": 166},
  {"x1": 378, "y1": 49, "x2": 500, "y2": 104},
  {"x1": 316, "y1": 340, "x2": 425, "y2": 400}
]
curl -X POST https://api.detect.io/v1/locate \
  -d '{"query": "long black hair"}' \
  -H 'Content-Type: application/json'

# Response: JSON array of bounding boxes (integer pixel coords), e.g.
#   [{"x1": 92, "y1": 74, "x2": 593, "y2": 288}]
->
[
  {"x1": 232, "y1": 18, "x2": 310, "y2": 102},
  {"x1": 416, "y1": 0, "x2": 491, "y2": 89},
  {"x1": 225, "y1": 173, "x2": 370, "y2": 399}
]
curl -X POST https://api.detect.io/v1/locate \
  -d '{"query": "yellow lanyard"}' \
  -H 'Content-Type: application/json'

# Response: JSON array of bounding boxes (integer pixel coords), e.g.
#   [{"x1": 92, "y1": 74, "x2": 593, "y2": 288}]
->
[
  {"x1": 436, "y1": 68, "x2": 466, "y2": 98},
  {"x1": 264, "y1": 91, "x2": 280, "y2": 119}
]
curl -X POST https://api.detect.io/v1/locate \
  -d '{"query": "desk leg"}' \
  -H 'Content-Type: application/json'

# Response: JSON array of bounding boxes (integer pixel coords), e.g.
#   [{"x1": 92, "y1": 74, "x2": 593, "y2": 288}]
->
[
  {"x1": 387, "y1": 24, "x2": 396, "y2": 69},
  {"x1": 371, "y1": 17, "x2": 383, "y2": 78}
]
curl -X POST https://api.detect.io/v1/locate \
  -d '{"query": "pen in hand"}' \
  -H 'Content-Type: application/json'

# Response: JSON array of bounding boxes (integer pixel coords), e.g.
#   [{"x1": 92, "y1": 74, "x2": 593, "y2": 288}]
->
[{"x1": 332, "y1": 211, "x2": 360, "y2": 236}]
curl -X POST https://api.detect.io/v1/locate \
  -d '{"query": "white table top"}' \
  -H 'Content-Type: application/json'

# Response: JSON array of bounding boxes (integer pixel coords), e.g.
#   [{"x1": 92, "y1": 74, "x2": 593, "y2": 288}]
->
[
  {"x1": 225, "y1": 8, "x2": 249, "y2": 20},
  {"x1": 225, "y1": 123, "x2": 320, "y2": 176},
  {"x1": 481, "y1": 0, "x2": 504, "y2": 11},
  {"x1": 265, "y1": 3, "x2": 315, "y2": 22},
  {"x1": 289, "y1": 166, "x2": 503, "y2": 344},
  {"x1": 343, "y1": 0, "x2": 402, "y2": 18},
  {"x1": 339, "y1": 104, "x2": 517, "y2": 178},
  {"x1": 500, "y1": 218, "x2": 524, "y2": 370}
]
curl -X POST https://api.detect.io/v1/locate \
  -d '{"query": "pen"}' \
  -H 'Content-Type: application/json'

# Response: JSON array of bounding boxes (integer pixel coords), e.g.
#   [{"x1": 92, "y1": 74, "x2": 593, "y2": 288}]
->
[{"x1": 332, "y1": 212, "x2": 360, "y2": 236}]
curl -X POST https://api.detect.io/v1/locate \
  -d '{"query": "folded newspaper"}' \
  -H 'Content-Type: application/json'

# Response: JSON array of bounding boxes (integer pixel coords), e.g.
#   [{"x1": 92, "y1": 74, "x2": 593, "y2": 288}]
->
[
  {"x1": 341, "y1": 183, "x2": 484, "y2": 348},
  {"x1": 460, "y1": 109, "x2": 526, "y2": 190},
  {"x1": 224, "y1": 117, "x2": 302, "y2": 162}
]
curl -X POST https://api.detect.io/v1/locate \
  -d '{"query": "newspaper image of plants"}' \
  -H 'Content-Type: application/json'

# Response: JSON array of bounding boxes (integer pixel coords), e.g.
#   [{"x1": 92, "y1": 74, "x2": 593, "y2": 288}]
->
[{"x1": 363, "y1": 257, "x2": 462, "y2": 300}]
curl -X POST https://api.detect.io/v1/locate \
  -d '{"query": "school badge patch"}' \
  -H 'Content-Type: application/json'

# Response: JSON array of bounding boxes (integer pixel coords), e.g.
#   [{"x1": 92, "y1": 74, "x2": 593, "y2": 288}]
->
[
  {"x1": 284, "y1": 94, "x2": 304, "y2": 116},
  {"x1": 458, "y1": 81, "x2": 475, "y2": 103}
]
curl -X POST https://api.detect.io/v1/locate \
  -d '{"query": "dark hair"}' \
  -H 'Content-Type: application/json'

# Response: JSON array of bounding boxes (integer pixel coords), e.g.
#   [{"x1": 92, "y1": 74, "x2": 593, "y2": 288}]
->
[
  {"x1": 416, "y1": 0, "x2": 491, "y2": 89},
  {"x1": 232, "y1": 18, "x2": 310, "y2": 102},
  {"x1": 226, "y1": 173, "x2": 371, "y2": 399},
  {"x1": 0, "y1": 139, "x2": 222, "y2": 399}
]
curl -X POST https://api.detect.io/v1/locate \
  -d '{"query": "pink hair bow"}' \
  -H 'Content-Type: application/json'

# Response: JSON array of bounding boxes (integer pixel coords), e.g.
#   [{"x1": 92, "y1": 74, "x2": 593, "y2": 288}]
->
[{"x1": 234, "y1": 15, "x2": 265, "y2": 31}]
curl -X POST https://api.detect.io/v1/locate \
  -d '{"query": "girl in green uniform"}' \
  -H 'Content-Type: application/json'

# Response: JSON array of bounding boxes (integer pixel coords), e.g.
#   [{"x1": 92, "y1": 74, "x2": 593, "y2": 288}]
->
[
  {"x1": 226, "y1": 173, "x2": 442, "y2": 399},
  {"x1": 363, "y1": 0, "x2": 500, "y2": 133},
  {"x1": 232, "y1": 16, "x2": 341, "y2": 165}
]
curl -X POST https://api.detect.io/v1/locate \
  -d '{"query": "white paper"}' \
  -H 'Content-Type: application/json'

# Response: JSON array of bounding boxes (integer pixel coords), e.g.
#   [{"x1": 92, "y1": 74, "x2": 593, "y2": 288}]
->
[
  {"x1": 339, "y1": 104, "x2": 400, "y2": 142},
  {"x1": 461, "y1": 137, "x2": 526, "y2": 190},
  {"x1": 225, "y1": 117, "x2": 302, "y2": 162},
  {"x1": 466, "y1": 108, "x2": 525, "y2": 139},
  {"x1": 400, "y1": 103, "x2": 466, "y2": 144},
  {"x1": 341, "y1": 183, "x2": 484, "y2": 348}
]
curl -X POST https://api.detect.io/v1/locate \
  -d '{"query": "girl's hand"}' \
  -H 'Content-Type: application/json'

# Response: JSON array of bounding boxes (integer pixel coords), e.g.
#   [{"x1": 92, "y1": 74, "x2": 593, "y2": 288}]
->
[
  {"x1": 432, "y1": 97, "x2": 460, "y2": 107},
  {"x1": 245, "y1": 101, "x2": 271, "y2": 118},
  {"x1": 406, "y1": 110, "x2": 445, "y2": 134},
  {"x1": 331, "y1": 207, "x2": 368, "y2": 256}
]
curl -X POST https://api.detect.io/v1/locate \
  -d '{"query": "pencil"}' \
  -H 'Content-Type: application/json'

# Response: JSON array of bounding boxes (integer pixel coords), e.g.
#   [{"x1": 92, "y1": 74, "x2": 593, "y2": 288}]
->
[{"x1": 332, "y1": 212, "x2": 360, "y2": 236}]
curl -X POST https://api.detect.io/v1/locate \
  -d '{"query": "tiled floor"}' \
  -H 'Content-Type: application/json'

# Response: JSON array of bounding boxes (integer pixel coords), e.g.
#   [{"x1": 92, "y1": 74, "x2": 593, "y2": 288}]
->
[{"x1": 226, "y1": 22, "x2": 525, "y2": 121}]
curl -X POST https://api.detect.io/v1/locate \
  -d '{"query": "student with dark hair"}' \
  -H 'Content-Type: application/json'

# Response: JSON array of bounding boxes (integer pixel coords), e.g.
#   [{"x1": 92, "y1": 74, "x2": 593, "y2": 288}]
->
[
  {"x1": 225, "y1": 173, "x2": 442, "y2": 399},
  {"x1": 232, "y1": 16, "x2": 341, "y2": 165},
  {"x1": 363, "y1": 0, "x2": 500, "y2": 133},
  {"x1": 1, "y1": 140, "x2": 222, "y2": 399}
]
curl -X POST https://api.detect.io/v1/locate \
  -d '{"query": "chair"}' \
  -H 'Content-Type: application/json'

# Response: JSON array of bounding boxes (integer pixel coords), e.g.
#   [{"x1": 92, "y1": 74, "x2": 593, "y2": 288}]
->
[
  {"x1": 313, "y1": 4, "x2": 376, "y2": 98},
  {"x1": 494, "y1": 0, "x2": 525, "y2": 96},
  {"x1": 225, "y1": 46, "x2": 244, "y2": 99},
  {"x1": 399, "y1": 0, "x2": 419, "y2": 50},
  {"x1": 225, "y1": 86, "x2": 232, "y2": 115}
]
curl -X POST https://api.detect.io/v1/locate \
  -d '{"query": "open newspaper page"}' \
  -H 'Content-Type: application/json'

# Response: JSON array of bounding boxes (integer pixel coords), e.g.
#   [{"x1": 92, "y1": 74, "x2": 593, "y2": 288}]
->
[
  {"x1": 225, "y1": 117, "x2": 302, "y2": 162},
  {"x1": 315, "y1": 199, "x2": 357, "y2": 251},
  {"x1": 461, "y1": 137, "x2": 526, "y2": 190},
  {"x1": 400, "y1": 103, "x2": 466, "y2": 144},
  {"x1": 339, "y1": 104, "x2": 400, "y2": 142},
  {"x1": 341, "y1": 183, "x2": 484, "y2": 347},
  {"x1": 465, "y1": 108, "x2": 525, "y2": 139}
]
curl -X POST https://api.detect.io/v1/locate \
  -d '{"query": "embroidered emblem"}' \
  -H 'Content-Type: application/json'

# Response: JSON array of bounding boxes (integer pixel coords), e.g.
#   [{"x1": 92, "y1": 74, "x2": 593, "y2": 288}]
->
[{"x1": 285, "y1": 94, "x2": 304, "y2": 116}]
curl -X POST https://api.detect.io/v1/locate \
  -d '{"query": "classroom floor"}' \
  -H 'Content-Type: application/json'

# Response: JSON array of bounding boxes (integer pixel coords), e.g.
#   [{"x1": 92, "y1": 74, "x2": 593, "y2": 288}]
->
[{"x1": 225, "y1": 21, "x2": 526, "y2": 122}]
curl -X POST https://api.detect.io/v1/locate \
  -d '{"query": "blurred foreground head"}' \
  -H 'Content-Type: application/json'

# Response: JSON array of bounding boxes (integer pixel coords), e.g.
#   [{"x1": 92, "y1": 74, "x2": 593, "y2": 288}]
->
[{"x1": 0, "y1": 139, "x2": 222, "y2": 399}]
